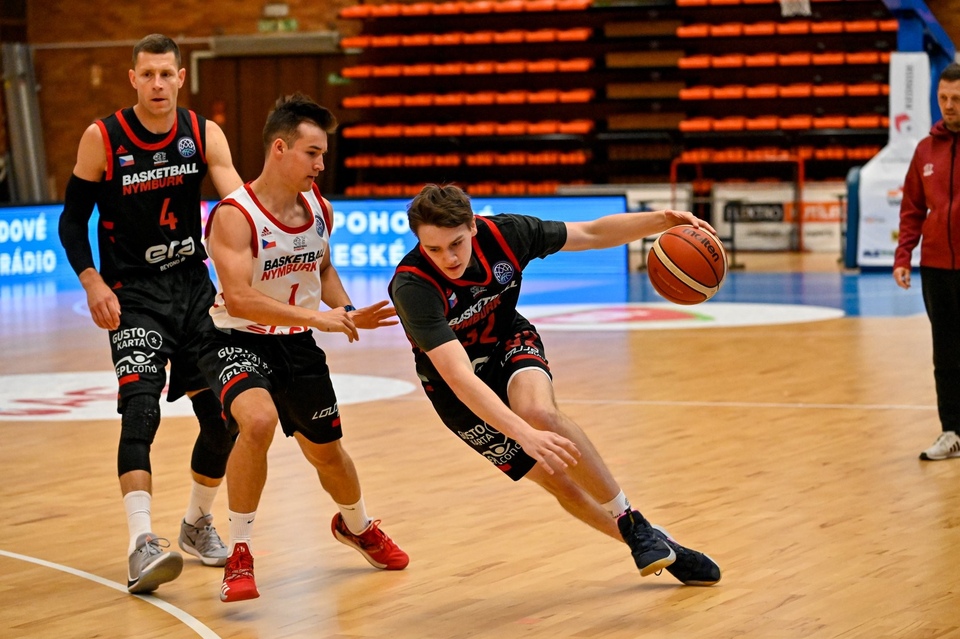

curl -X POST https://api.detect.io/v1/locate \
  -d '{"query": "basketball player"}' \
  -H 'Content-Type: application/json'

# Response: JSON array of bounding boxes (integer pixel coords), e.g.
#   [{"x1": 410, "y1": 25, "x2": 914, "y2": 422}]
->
[
  {"x1": 58, "y1": 34, "x2": 243, "y2": 593},
  {"x1": 198, "y1": 93, "x2": 407, "y2": 603},
  {"x1": 389, "y1": 183, "x2": 722, "y2": 586}
]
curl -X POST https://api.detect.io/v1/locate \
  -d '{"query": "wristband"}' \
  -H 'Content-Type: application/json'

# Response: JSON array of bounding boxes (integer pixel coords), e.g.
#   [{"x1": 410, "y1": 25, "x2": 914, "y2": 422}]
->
[{"x1": 343, "y1": 305, "x2": 356, "y2": 312}]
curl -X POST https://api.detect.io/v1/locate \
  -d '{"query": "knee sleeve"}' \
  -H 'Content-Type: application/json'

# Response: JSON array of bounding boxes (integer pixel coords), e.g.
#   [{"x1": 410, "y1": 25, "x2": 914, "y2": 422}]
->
[
  {"x1": 118, "y1": 394, "x2": 161, "y2": 476},
  {"x1": 189, "y1": 389, "x2": 235, "y2": 479}
]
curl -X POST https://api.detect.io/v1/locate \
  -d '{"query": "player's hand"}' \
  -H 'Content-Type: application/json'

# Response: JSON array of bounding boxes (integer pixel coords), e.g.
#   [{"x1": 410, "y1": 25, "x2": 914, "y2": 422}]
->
[
  {"x1": 893, "y1": 266, "x2": 911, "y2": 290},
  {"x1": 349, "y1": 300, "x2": 399, "y2": 330},
  {"x1": 665, "y1": 209, "x2": 719, "y2": 237},
  {"x1": 316, "y1": 307, "x2": 360, "y2": 342},
  {"x1": 516, "y1": 428, "x2": 581, "y2": 475},
  {"x1": 84, "y1": 278, "x2": 121, "y2": 330}
]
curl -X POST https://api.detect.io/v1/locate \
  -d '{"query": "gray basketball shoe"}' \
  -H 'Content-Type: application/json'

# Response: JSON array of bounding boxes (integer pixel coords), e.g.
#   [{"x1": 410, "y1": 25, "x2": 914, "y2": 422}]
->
[
  {"x1": 178, "y1": 514, "x2": 229, "y2": 566},
  {"x1": 127, "y1": 533, "x2": 184, "y2": 593}
]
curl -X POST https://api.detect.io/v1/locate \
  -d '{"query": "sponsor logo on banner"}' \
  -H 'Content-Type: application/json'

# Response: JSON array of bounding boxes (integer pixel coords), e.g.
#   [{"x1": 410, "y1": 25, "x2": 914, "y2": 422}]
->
[{"x1": 724, "y1": 202, "x2": 784, "y2": 223}]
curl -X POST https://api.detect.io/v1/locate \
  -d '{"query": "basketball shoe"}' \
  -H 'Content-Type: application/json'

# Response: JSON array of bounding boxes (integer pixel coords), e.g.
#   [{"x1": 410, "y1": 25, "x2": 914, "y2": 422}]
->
[
  {"x1": 220, "y1": 542, "x2": 259, "y2": 602},
  {"x1": 178, "y1": 514, "x2": 228, "y2": 566},
  {"x1": 331, "y1": 514, "x2": 409, "y2": 570},
  {"x1": 127, "y1": 533, "x2": 184, "y2": 594},
  {"x1": 616, "y1": 510, "x2": 675, "y2": 576},
  {"x1": 651, "y1": 525, "x2": 722, "y2": 586},
  {"x1": 920, "y1": 431, "x2": 960, "y2": 460}
]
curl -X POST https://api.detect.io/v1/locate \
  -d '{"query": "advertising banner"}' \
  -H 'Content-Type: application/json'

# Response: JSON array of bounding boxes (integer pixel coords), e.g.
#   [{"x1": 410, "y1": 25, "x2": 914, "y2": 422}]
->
[
  {"x1": 856, "y1": 52, "x2": 931, "y2": 267},
  {"x1": 0, "y1": 195, "x2": 629, "y2": 294},
  {"x1": 711, "y1": 182, "x2": 846, "y2": 252}
]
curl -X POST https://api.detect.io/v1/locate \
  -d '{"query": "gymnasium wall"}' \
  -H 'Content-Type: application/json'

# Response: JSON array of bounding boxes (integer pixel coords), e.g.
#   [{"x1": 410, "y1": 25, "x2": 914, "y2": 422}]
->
[
  {"x1": 20, "y1": 0, "x2": 960, "y2": 200},
  {"x1": 25, "y1": 0, "x2": 354, "y2": 198}
]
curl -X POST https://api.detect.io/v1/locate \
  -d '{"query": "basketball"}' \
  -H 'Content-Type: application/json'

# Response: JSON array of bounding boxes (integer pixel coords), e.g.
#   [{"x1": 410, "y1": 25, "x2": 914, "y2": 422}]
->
[{"x1": 647, "y1": 225, "x2": 727, "y2": 305}]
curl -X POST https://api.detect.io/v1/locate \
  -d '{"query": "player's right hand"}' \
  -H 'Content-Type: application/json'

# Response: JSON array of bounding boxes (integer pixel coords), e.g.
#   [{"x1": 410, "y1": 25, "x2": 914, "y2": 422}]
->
[
  {"x1": 893, "y1": 266, "x2": 911, "y2": 290},
  {"x1": 517, "y1": 428, "x2": 581, "y2": 475},
  {"x1": 316, "y1": 307, "x2": 360, "y2": 342}
]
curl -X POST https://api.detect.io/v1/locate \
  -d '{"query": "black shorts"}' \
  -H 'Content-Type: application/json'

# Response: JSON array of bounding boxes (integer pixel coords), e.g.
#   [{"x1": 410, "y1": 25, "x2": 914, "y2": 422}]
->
[
  {"x1": 423, "y1": 328, "x2": 550, "y2": 481},
  {"x1": 108, "y1": 265, "x2": 217, "y2": 410},
  {"x1": 198, "y1": 330, "x2": 343, "y2": 445}
]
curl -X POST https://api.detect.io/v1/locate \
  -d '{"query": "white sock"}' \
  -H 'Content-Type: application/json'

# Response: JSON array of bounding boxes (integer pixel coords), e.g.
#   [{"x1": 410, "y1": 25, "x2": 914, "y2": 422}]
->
[
  {"x1": 184, "y1": 481, "x2": 219, "y2": 526},
  {"x1": 228, "y1": 510, "x2": 256, "y2": 553},
  {"x1": 337, "y1": 497, "x2": 372, "y2": 534},
  {"x1": 124, "y1": 490, "x2": 152, "y2": 554},
  {"x1": 601, "y1": 490, "x2": 631, "y2": 518}
]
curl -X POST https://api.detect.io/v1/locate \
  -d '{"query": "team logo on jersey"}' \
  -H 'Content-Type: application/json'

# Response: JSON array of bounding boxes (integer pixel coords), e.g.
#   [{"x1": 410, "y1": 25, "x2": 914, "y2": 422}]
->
[
  {"x1": 177, "y1": 137, "x2": 197, "y2": 158},
  {"x1": 119, "y1": 155, "x2": 135, "y2": 167},
  {"x1": 492, "y1": 261, "x2": 514, "y2": 285},
  {"x1": 293, "y1": 235, "x2": 308, "y2": 252},
  {"x1": 315, "y1": 214, "x2": 326, "y2": 237},
  {"x1": 153, "y1": 152, "x2": 168, "y2": 166},
  {"x1": 447, "y1": 290, "x2": 458, "y2": 307},
  {"x1": 470, "y1": 286, "x2": 486, "y2": 298},
  {"x1": 923, "y1": 163, "x2": 934, "y2": 177}
]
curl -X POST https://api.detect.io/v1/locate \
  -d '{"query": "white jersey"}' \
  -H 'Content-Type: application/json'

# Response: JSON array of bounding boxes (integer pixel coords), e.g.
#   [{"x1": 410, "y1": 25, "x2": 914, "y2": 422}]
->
[{"x1": 207, "y1": 182, "x2": 333, "y2": 335}]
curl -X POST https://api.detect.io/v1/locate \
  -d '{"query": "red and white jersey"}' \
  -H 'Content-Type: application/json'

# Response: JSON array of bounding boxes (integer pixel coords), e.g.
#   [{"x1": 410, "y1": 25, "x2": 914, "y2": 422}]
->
[{"x1": 208, "y1": 182, "x2": 333, "y2": 335}]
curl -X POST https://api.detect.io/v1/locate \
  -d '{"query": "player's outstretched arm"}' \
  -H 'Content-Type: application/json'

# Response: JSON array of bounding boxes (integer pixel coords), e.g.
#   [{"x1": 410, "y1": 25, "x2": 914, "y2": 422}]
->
[
  {"x1": 427, "y1": 340, "x2": 580, "y2": 474},
  {"x1": 563, "y1": 209, "x2": 717, "y2": 252}
]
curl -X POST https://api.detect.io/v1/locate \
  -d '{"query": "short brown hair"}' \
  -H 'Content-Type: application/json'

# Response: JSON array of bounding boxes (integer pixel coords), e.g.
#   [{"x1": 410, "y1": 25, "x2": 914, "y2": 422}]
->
[
  {"x1": 940, "y1": 62, "x2": 960, "y2": 83},
  {"x1": 262, "y1": 92, "x2": 337, "y2": 151},
  {"x1": 407, "y1": 184, "x2": 475, "y2": 234},
  {"x1": 132, "y1": 34, "x2": 181, "y2": 68}
]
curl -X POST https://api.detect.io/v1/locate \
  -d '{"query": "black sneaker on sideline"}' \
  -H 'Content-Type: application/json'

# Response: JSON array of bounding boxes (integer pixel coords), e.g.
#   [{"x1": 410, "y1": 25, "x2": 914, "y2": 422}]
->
[
  {"x1": 651, "y1": 525, "x2": 721, "y2": 586},
  {"x1": 617, "y1": 510, "x2": 675, "y2": 576}
]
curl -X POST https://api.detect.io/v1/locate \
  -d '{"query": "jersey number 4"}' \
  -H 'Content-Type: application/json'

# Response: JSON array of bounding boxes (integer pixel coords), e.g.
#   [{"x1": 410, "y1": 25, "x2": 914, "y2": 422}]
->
[{"x1": 159, "y1": 198, "x2": 179, "y2": 230}]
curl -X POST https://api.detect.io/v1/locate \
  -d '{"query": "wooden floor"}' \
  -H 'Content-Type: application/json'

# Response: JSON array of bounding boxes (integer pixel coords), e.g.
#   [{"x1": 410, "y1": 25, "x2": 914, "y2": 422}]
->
[{"x1": 2, "y1": 254, "x2": 959, "y2": 638}]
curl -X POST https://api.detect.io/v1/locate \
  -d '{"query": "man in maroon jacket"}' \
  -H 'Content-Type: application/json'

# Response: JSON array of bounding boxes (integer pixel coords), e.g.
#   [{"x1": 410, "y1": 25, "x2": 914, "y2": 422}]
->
[{"x1": 894, "y1": 62, "x2": 960, "y2": 460}]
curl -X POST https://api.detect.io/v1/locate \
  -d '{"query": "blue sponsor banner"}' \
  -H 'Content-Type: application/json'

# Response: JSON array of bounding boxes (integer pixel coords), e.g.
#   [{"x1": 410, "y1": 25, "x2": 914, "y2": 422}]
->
[
  {"x1": 0, "y1": 203, "x2": 90, "y2": 289},
  {"x1": 326, "y1": 195, "x2": 628, "y2": 274},
  {"x1": 0, "y1": 195, "x2": 627, "y2": 291}
]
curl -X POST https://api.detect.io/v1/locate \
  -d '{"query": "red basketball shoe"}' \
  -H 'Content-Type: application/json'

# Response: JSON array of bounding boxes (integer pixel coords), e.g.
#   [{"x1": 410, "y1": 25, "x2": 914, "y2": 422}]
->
[
  {"x1": 220, "y1": 542, "x2": 260, "y2": 602},
  {"x1": 331, "y1": 514, "x2": 409, "y2": 570}
]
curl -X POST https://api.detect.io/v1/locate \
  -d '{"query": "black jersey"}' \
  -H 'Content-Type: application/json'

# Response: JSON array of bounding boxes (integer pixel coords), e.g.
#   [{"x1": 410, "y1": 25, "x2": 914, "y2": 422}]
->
[
  {"x1": 390, "y1": 214, "x2": 566, "y2": 382},
  {"x1": 94, "y1": 107, "x2": 209, "y2": 285}
]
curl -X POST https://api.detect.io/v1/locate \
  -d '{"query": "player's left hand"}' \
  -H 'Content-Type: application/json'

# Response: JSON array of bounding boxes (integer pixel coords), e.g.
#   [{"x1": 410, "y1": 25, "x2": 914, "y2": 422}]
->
[
  {"x1": 665, "y1": 210, "x2": 719, "y2": 237},
  {"x1": 349, "y1": 300, "x2": 399, "y2": 330}
]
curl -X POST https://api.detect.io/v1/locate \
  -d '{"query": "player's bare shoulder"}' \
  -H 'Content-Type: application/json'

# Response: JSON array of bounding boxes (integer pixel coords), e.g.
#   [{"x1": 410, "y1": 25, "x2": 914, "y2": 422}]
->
[{"x1": 73, "y1": 122, "x2": 108, "y2": 181}]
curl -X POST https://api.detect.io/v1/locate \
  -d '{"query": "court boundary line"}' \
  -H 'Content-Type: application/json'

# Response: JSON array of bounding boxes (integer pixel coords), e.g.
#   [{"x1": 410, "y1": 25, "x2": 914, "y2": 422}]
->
[
  {"x1": 561, "y1": 398, "x2": 935, "y2": 411},
  {"x1": 391, "y1": 394, "x2": 934, "y2": 411},
  {"x1": 0, "y1": 549, "x2": 222, "y2": 639}
]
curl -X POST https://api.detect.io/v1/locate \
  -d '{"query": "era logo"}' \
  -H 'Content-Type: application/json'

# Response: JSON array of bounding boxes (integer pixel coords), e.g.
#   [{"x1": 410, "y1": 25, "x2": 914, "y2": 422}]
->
[{"x1": 145, "y1": 237, "x2": 196, "y2": 264}]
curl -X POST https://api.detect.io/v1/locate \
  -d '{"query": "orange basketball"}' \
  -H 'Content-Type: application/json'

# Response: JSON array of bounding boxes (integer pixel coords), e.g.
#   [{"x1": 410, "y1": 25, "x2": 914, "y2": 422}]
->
[{"x1": 647, "y1": 225, "x2": 727, "y2": 305}]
